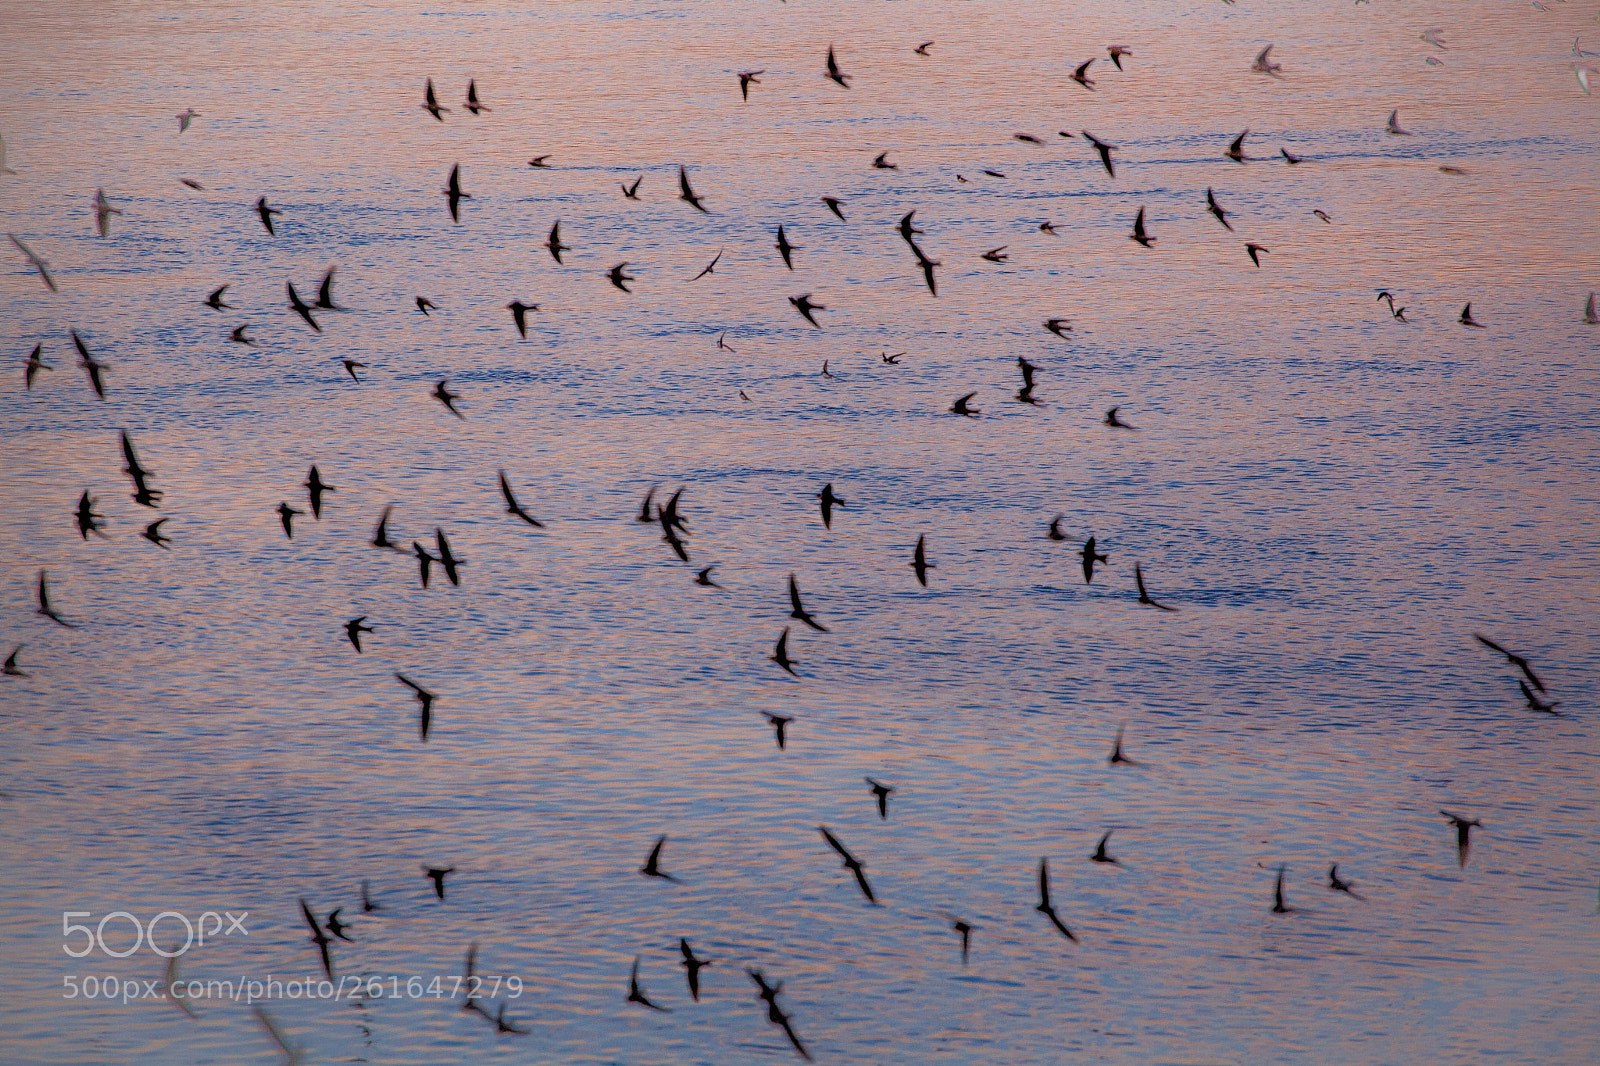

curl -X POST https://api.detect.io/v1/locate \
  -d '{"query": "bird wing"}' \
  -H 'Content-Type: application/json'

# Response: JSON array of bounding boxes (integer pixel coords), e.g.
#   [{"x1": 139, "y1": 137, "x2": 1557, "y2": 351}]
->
[{"x1": 819, "y1": 826, "x2": 849, "y2": 859}]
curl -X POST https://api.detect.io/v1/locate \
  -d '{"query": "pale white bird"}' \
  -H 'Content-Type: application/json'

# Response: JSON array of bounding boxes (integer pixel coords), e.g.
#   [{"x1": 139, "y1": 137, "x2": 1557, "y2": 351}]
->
[
  {"x1": 93, "y1": 189, "x2": 122, "y2": 238},
  {"x1": 7, "y1": 233, "x2": 57, "y2": 292},
  {"x1": 1421, "y1": 30, "x2": 1447, "y2": 50},
  {"x1": 1386, "y1": 109, "x2": 1413, "y2": 135},
  {"x1": 176, "y1": 108, "x2": 200, "y2": 132},
  {"x1": 1574, "y1": 63, "x2": 1595, "y2": 95}
]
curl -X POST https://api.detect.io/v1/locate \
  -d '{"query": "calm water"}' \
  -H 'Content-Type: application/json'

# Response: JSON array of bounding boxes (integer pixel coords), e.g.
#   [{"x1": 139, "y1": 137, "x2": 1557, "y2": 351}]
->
[{"x1": 3, "y1": 0, "x2": 1598, "y2": 1062}]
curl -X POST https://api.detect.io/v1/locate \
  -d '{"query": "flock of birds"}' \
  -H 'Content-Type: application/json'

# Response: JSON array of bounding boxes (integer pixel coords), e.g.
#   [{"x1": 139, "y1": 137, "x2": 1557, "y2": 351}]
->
[{"x1": 5, "y1": 18, "x2": 1594, "y2": 1064}]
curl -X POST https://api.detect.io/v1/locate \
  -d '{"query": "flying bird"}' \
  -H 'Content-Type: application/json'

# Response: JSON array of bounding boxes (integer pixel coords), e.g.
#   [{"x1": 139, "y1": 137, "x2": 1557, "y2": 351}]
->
[
  {"x1": 300, "y1": 898, "x2": 334, "y2": 980},
  {"x1": 1519, "y1": 680, "x2": 1561, "y2": 715},
  {"x1": 276, "y1": 501, "x2": 302, "y2": 539},
  {"x1": 1129, "y1": 208, "x2": 1154, "y2": 247},
  {"x1": 872, "y1": 151, "x2": 897, "y2": 170},
  {"x1": 142, "y1": 519, "x2": 171, "y2": 549},
  {"x1": 678, "y1": 166, "x2": 708, "y2": 212},
  {"x1": 287, "y1": 282, "x2": 321, "y2": 331},
  {"x1": 546, "y1": 221, "x2": 569, "y2": 263},
  {"x1": 690, "y1": 249, "x2": 723, "y2": 280},
  {"x1": 1584, "y1": 293, "x2": 1597, "y2": 324},
  {"x1": 205, "y1": 285, "x2": 233, "y2": 311},
  {"x1": 1313, "y1": 209, "x2": 1332, "y2": 223},
  {"x1": 738, "y1": 70, "x2": 764, "y2": 100},
  {"x1": 608, "y1": 262, "x2": 636, "y2": 293},
  {"x1": 1270, "y1": 864, "x2": 1296, "y2": 913},
  {"x1": 432, "y1": 380, "x2": 464, "y2": 418},
  {"x1": 1386, "y1": 109, "x2": 1413, "y2": 135},
  {"x1": 1459, "y1": 303, "x2": 1484, "y2": 328},
  {"x1": 1108, "y1": 45, "x2": 1132, "y2": 70},
  {"x1": 694, "y1": 565, "x2": 721, "y2": 588},
  {"x1": 1281, "y1": 147, "x2": 1303, "y2": 164},
  {"x1": 1048, "y1": 516, "x2": 1067, "y2": 541},
  {"x1": 640, "y1": 835, "x2": 678, "y2": 881},
  {"x1": 789, "y1": 294, "x2": 826, "y2": 327},
  {"x1": 627, "y1": 957, "x2": 670, "y2": 1012},
  {"x1": 866, "y1": 778, "x2": 894, "y2": 819},
  {"x1": 769, "y1": 630, "x2": 799, "y2": 678},
  {"x1": 821, "y1": 196, "x2": 846, "y2": 220},
  {"x1": 981, "y1": 246, "x2": 1009, "y2": 263},
  {"x1": 93, "y1": 189, "x2": 122, "y2": 238},
  {"x1": 7, "y1": 234, "x2": 57, "y2": 292},
  {"x1": 1245, "y1": 242, "x2": 1269, "y2": 267},
  {"x1": 435, "y1": 529, "x2": 463, "y2": 586},
  {"x1": 1081, "y1": 537, "x2": 1107, "y2": 584},
  {"x1": 344, "y1": 617, "x2": 374, "y2": 653},
  {"x1": 1035, "y1": 858, "x2": 1077, "y2": 941},
  {"x1": 950, "y1": 918, "x2": 973, "y2": 963},
  {"x1": 1108, "y1": 723, "x2": 1141, "y2": 765},
  {"x1": 748, "y1": 969, "x2": 811, "y2": 1061},
  {"x1": 1225, "y1": 129, "x2": 1251, "y2": 163},
  {"x1": 3, "y1": 646, "x2": 28, "y2": 677},
  {"x1": 1045, "y1": 318, "x2": 1073, "y2": 337},
  {"x1": 825, "y1": 45, "x2": 850, "y2": 87},
  {"x1": 1091, "y1": 831, "x2": 1120, "y2": 865},
  {"x1": 910, "y1": 535, "x2": 933, "y2": 586},
  {"x1": 507, "y1": 300, "x2": 537, "y2": 338},
  {"x1": 498, "y1": 471, "x2": 544, "y2": 527},
  {"x1": 1081, "y1": 131, "x2": 1117, "y2": 177},
  {"x1": 421, "y1": 863, "x2": 454, "y2": 897},
  {"x1": 304, "y1": 466, "x2": 334, "y2": 518},
  {"x1": 74, "y1": 491, "x2": 108, "y2": 540},
  {"x1": 71, "y1": 333, "x2": 107, "y2": 399},
  {"x1": 915, "y1": 41, "x2": 934, "y2": 55},
  {"x1": 397, "y1": 674, "x2": 437, "y2": 741},
  {"x1": 442, "y1": 164, "x2": 469, "y2": 223},
  {"x1": 371, "y1": 505, "x2": 404, "y2": 553},
  {"x1": 254, "y1": 197, "x2": 281, "y2": 235},
  {"x1": 527, "y1": 155, "x2": 552, "y2": 168},
  {"x1": 621, "y1": 174, "x2": 642, "y2": 199},
  {"x1": 314, "y1": 267, "x2": 341, "y2": 310},
  {"x1": 464, "y1": 79, "x2": 489, "y2": 113},
  {"x1": 422, "y1": 79, "x2": 448, "y2": 120},
  {"x1": 816, "y1": 483, "x2": 845, "y2": 529},
  {"x1": 1134, "y1": 564, "x2": 1175, "y2": 610},
  {"x1": 1252, "y1": 44, "x2": 1283, "y2": 77},
  {"x1": 788, "y1": 574, "x2": 828, "y2": 632},
  {"x1": 1206, "y1": 188, "x2": 1233, "y2": 230},
  {"x1": 818, "y1": 826, "x2": 876, "y2": 903},
  {"x1": 950, "y1": 392, "x2": 980, "y2": 417},
  {"x1": 1327, "y1": 864, "x2": 1366, "y2": 900},
  {"x1": 910, "y1": 242, "x2": 939, "y2": 296},
  {"x1": 229, "y1": 325, "x2": 258, "y2": 347},
  {"x1": 679, "y1": 940, "x2": 710, "y2": 1001},
  {"x1": 37, "y1": 572, "x2": 77, "y2": 628},
  {"x1": 121, "y1": 431, "x2": 161, "y2": 507},
  {"x1": 176, "y1": 108, "x2": 201, "y2": 132},
  {"x1": 775, "y1": 225, "x2": 798, "y2": 269},
  {"x1": 1472, "y1": 634, "x2": 1545, "y2": 692},
  {"x1": 1104, "y1": 405, "x2": 1133, "y2": 428},
  {"x1": 1071, "y1": 58, "x2": 1096, "y2": 89},
  {"x1": 416, "y1": 297, "x2": 437, "y2": 314}
]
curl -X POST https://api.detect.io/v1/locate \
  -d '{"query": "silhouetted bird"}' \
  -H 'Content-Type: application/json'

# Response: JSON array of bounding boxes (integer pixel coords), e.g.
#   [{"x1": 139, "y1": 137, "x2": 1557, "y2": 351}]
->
[
  {"x1": 442, "y1": 164, "x2": 469, "y2": 223},
  {"x1": 608, "y1": 262, "x2": 636, "y2": 293},
  {"x1": 911, "y1": 242, "x2": 939, "y2": 296},
  {"x1": 769, "y1": 631, "x2": 799, "y2": 678},
  {"x1": 1134, "y1": 564, "x2": 1175, "y2": 610},
  {"x1": 822, "y1": 196, "x2": 845, "y2": 220},
  {"x1": 690, "y1": 249, "x2": 722, "y2": 280},
  {"x1": 621, "y1": 174, "x2": 642, "y2": 199},
  {"x1": 305, "y1": 466, "x2": 334, "y2": 518},
  {"x1": 255, "y1": 197, "x2": 281, "y2": 235},
  {"x1": 1091, "y1": 831, "x2": 1119, "y2": 865},
  {"x1": 432, "y1": 380, "x2": 464, "y2": 418},
  {"x1": 300, "y1": 898, "x2": 334, "y2": 979},
  {"x1": 1520, "y1": 679, "x2": 1561, "y2": 715},
  {"x1": 866, "y1": 778, "x2": 894, "y2": 819},
  {"x1": 738, "y1": 69, "x2": 764, "y2": 100},
  {"x1": 1441, "y1": 811, "x2": 1482, "y2": 867},
  {"x1": 498, "y1": 471, "x2": 544, "y2": 527},
  {"x1": 120, "y1": 431, "x2": 161, "y2": 507},
  {"x1": 464, "y1": 79, "x2": 489, "y2": 114},
  {"x1": 640, "y1": 835, "x2": 678, "y2": 881},
  {"x1": 910, "y1": 535, "x2": 933, "y2": 586},
  {"x1": 72, "y1": 332, "x2": 107, "y2": 399},
  {"x1": 679, "y1": 939, "x2": 710, "y2": 1001},
  {"x1": 1271, "y1": 864, "x2": 1296, "y2": 913},
  {"x1": 951, "y1": 918, "x2": 973, "y2": 964},
  {"x1": 25, "y1": 344, "x2": 52, "y2": 389},
  {"x1": 276, "y1": 501, "x2": 302, "y2": 539},
  {"x1": 345, "y1": 617, "x2": 373, "y2": 653},
  {"x1": 627, "y1": 957, "x2": 671, "y2": 1012},
  {"x1": 1035, "y1": 858, "x2": 1077, "y2": 941},
  {"x1": 1327, "y1": 864, "x2": 1366, "y2": 900},
  {"x1": 825, "y1": 45, "x2": 851, "y2": 87},
  {"x1": 360, "y1": 879, "x2": 381, "y2": 912},
  {"x1": 816, "y1": 483, "x2": 845, "y2": 529},
  {"x1": 748, "y1": 970, "x2": 812, "y2": 1061},
  {"x1": 1071, "y1": 58, "x2": 1096, "y2": 89},
  {"x1": 75, "y1": 491, "x2": 108, "y2": 540},
  {"x1": 416, "y1": 297, "x2": 437, "y2": 314},
  {"x1": 1108, "y1": 45, "x2": 1132, "y2": 69},
  {"x1": 1108, "y1": 724, "x2": 1141, "y2": 765},
  {"x1": 142, "y1": 518, "x2": 171, "y2": 549},
  {"x1": 1225, "y1": 129, "x2": 1252, "y2": 163},
  {"x1": 872, "y1": 151, "x2": 897, "y2": 170},
  {"x1": 397, "y1": 674, "x2": 437, "y2": 741},
  {"x1": 1129, "y1": 207, "x2": 1154, "y2": 247},
  {"x1": 547, "y1": 221, "x2": 570, "y2": 263},
  {"x1": 507, "y1": 301, "x2": 537, "y2": 338},
  {"x1": 789, "y1": 294, "x2": 826, "y2": 327},
  {"x1": 1081, "y1": 131, "x2": 1117, "y2": 177},
  {"x1": 422, "y1": 79, "x2": 448, "y2": 120},
  {"x1": 678, "y1": 166, "x2": 707, "y2": 213},
  {"x1": 788, "y1": 574, "x2": 828, "y2": 631},
  {"x1": 1459, "y1": 303, "x2": 1485, "y2": 328},
  {"x1": 1245, "y1": 242, "x2": 1269, "y2": 267},
  {"x1": 1081, "y1": 537, "x2": 1107, "y2": 583},
  {"x1": 325, "y1": 909, "x2": 353, "y2": 943},
  {"x1": 435, "y1": 529, "x2": 462, "y2": 586},
  {"x1": 775, "y1": 225, "x2": 798, "y2": 269},
  {"x1": 695, "y1": 565, "x2": 721, "y2": 588},
  {"x1": 950, "y1": 392, "x2": 980, "y2": 417},
  {"x1": 3, "y1": 645, "x2": 27, "y2": 677},
  {"x1": 413, "y1": 541, "x2": 435, "y2": 588},
  {"x1": 1472, "y1": 633, "x2": 1546, "y2": 692},
  {"x1": 819, "y1": 826, "x2": 877, "y2": 903},
  {"x1": 764, "y1": 709, "x2": 794, "y2": 745},
  {"x1": 421, "y1": 863, "x2": 454, "y2": 898},
  {"x1": 36, "y1": 572, "x2": 77, "y2": 628},
  {"x1": 371, "y1": 505, "x2": 404, "y2": 552},
  {"x1": 1048, "y1": 516, "x2": 1068, "y2": 541},
  {"x1": 1206, "y1": 187, "x2": 1233, "y2": 230},
  {"x1": 1046, "y1": 319, "x2": 1072, "y2": 337}
]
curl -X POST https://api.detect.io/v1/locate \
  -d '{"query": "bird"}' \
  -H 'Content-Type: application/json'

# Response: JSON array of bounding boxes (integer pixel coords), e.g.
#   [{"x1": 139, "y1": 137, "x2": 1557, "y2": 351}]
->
[
  {"x1": 1245, "y1": 242, "x2": 1269, "y2": 267},
  {"x1": 432, "y1": 380, "x2": 464, "y2": 418},
  {"x1": 0, "y1": 132, "x2": 13, "y2": 175},
  {"x1": 1575, "y1": 64, "x2": 1595, "y2": 96},
  {"x1": 1281, "y1": 147, "x2": 1303, "y2": 164},
  {"x1": 658, "y1": 507, "x2": 690, "y2": 562},
  {"x1": 415, "y1": 297, "x2": 437, "y2": 315},
  {"x1": 421, "y1": 863, "x2": 454, "y2": 898},
  {"x1": 1134, "y1": 564, "x2": 1175, "y2": 611},
  {"x1": 527, "y1": 155, "x2": 552, "y2": 168},
  {"x1": 1035, "y1": 858, "x2": 1078, "y2": 941},
  {"x1": 764, "y1": 711, "x2": 794, "y2": 750},
  {"x1": 119, "y1": 431, "x2": 161, "y2": 508},
  {"x1": 179, "y1": 179, "x2": 203, "y2": 190},
  {"x1": 300, "y1": 898, "x2": 334, "y2": 980},
  {"x1": 872, "y1": 151, "x2": 897, "y2": 170},
  {"x1": 821, "y1": 196, "x2": 846, "y2": 220},
  {"x1": 1081, "y1": 537, "x2": 1107, "y2": 584},
  {"x1": 176, "y1": 108, "x2": 200, "y2": 132},
  {"x1": 1386, "y1": 109, "x2": 1412, "y2": 135},
  {"x1": 142, "y1": 519, "x2": 172, "y2": 549},
  {"x1": 607, "y1": 263, "x2": 635, "y2": 293},
  {"x1": 1071, "y1": 58, "x2": 1096, "y2": 89},
  {"x1": 774, "y1": 225, "x2": 798, "y2": 269},
  {"x1": 464, "y1": 79, "x2": 489, "y2": 113},
  {"x1": 910, "y1": 535, "x2": 934, "y2": 586},
  {"x1": 1081, "y1": 131, "x2": 1117, "y2": 177},
  {"x1": 324, "y1": 909, "x2": 353, "y2": 943},
  {"x1": 621, "y1": 174, "x2": 642, "y2": 199},
  {"x1": 866, "y1": 778, "x2": 894, "y2": 819},
  {"x1": 789, "y1": 294, "x2": 826, "y2": 328},
  {"x1": 690, "y1": 249, "x2": 722, "y2": 280},
  {"x1": 1585, "y1": 293, "x2": 1598, "y2": 325},
  {"x1": 1225, "y1": 129, "x2": 1251, "y2": 163},
  {"x1": 738, "y1": 69, "x2": 764, "y2": 100},
  {"x1": 93, "y1": 189, "x2": 122, "y2": 238},
  {"x1": 949, "y1": 392, "x2": 980, "y2": 417},
  {"x1": 1108, "y1": 724, "x2": 1141, "y2": 765},
  {"x1": 1252, "y1": 44, "x2": 1283, "y2": 77},
  {"x1": 816, "y1": 483, "x2": 845, "y2": 529},
  {"x1": 910, "y1": 242, "x2": 939, "y2": 296},
  {"x1": 1091, "y1": 831, "x2": 1120, "y2": 865},
  {"x1": 635, "y1": 486, "x2": 658, "y2": 524},
  {"x1": 397, "y1": 674, "x2": 437, "y2": 741},
  {"x1": 304, "y1": 466, "x2": 334, "y2": 518},
  {"x1": 694, "y1": 565, "x2": 721, "y2": 588},
  {"x1": 442, "y1": 164, "x2": 469, "y2": 223},
  {"x1": 344, "y1": 617, "x2": 373, "y2": 653},
  {"x1": 493, "y1": 1003, "x2": 529, "y2": 1035},
  {"x1": 1129, "y1": 208, "x2": 1154, "y2": 247},
  {"x1": 627, "y1": 957, "x2": 670, "y2": 1012},
  {"x1": 821, "y1": 360, "x2": 834, "y2": 378},
  {"x1": 818, "y1": 826, "x2": 876, "y2": 903},
  {"x1": 314, "y1": 268, "x2": 341, "y2": 310},
  {"x1": 981, "y1": 246, "x2": 1009, "y2": 263},
  {"x1": 71, "y1": 333, "x2": 107, "y2": 399},
  {"x1": 360, "y1": 880, "x2": 380, "y2": 912},
  {"x1": 1519, "y1": 680, "x2": 1561, "y2": 715},
  {"x1": 36, "y1": 572, "x2": 77, "y2": 628},
  {"x1": 1017, "y1": 355, "x2": 1037, "y2": 392},
  {"x1": 229, "y1": 325, "x2": 258, "y2": 347},
  {"x1": 254, "y1": 197, "x2": 281, "y2": 235},
  {"x1": 1045, "y1": 319, "x2": 1073, "y2": 337},
  {"x1": 1421, "y1": 29, "x2": 1446, "y2": 50},
  {"x1": 677, "y1": 940, "x2": 711, "y2": 1002},
  {"x1": 825, "y1": 45, "x2": 850, "y2": 87},
  {"x1": 1314, "y1": 209, "x2": 1332, "y2": 223},
  {"x1": 1327, "y1": 864, "x2": 1366, "y2": 900},
  {"x1": 498, "y1": 471, "x2": 544, "y2": 527},
  {"x1": 276, "y1": 502, "x2": 302, "y2": 539},
  {"x1": 748, "y1": 969, "x2": 812, "y2": 1061},
  {"x1": 506, "y1": 300, "x2": 537, "y2": 339},
  {"x1": 915, "y1": 41, "x2": 934, "y2": 55},
  {"x1": 204, "y1": 285, "x2": 233, "y2": 311},
  {"x1": 1459, "y1": 303, "x2": 1484, "y2": 328},
  {"x1": 982, "y1": 169, "x2": 1006, "y2": 179},
  {"x1": 422, "y1": 79, "x2": 448, "y2": 120},
  {"x1": 769, "y1": 631, "x2": 799, "y2": 678},
  {"x1": 1104, "y1": 405, "x2": 1134, "y2": 428},
  {"x1": 1441, "y1": 811, "x2": 1482, "y2": 867},
  {"x1": 897, "y1": 210, "x2": 924, "y2": 243},
  {"x1": 412, "y1": 542, "x2": 435, "y2": 588},
  {"x1": 1271, "y1": 864, "x2": 1296, "y2": 913},
  {"x1": 542, "y1": 221, "x2": 571, "y2": 265},
  {"x1": 788, "y1": 574, "x2": 829, "y2": 632},
  {"x1": 640, "y1": 835, "x2": 678, "y2": 881},
  {"x1": 678, "y1": 166, "x2": 708, "y2": 213},
  {"x1": 74, "y1": 491, "x2": 108, "y2": 540},
  {"x1": 3, "y1": 645, "x2": 28, "y2": 677},
  {"x1": 286, "y1": 282, "x2": 321, "y2": 332},
  {"x1": 1047, "y1": 516, "x2": 1068, "y2": 541},
  {"x1": 950, "y1": 917, "x2": 973, "y2": 964},
  {"x1": 7, "y1": 234, "x2": 57, "y2": 292},
  {"x1": 371, "y1": 505, "x2": 404, "y2": 553},
  {"x1": 435, "y1": 529, "x2": 463, "y2": 586},
  {"x1": 881, "y1": 351, "x2": 904, "y2": 364},
  {"x1": 1108, "y1": 45, "x2": 1132, "y2": 70},
  {"x1": 1205, "y1": 188, "x2": 1233, "y2": 231},
  {"x1": 1039, "y1": 221, "x2": 1058, "y2": 234}
]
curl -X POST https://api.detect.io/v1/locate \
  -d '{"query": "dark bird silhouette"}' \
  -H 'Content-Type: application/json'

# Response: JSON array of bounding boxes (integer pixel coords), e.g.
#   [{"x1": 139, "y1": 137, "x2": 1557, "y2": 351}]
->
[
  {"x1": 493, "y1": 1002, "x2": 529, "y2": 1035},
  {"x1": 872, "y1": 151, "x2": 897, "y2": 170},
  {"x1": 764, "y1": 710, "x2": 794, "y2": 748},
  {"x1": 659, "y1": 486, "x2": 689, "y2": 535},
  {"x1": 142, "y1": 518, "x2": 171, "y2": 549},
  {"x1": 120, "y1": 431, "x2": 162, "y2": 507},
  {"x1": 1071, "y1": 58, "x2": 1096, "y2": 89},
  {"x1": 769, "y1": 631, "x2": 799, "y2": 678},
  {"x1": 819, "y1": 826, "x2": 877, "y2": 903},
  {"x1": 640, "y1": 835, "x2": 678, "y2": 882},
  {"x1": 507, "y1": 301, "x2": 537, "y2": 338},
  {"x1": 1134, "y1": 564, "x2": 1175, "y2": 611},
  {"x1": 775, "y1": 225, "x2": 798, "y2": 269},
  {"x1": 1472, "y1": 633, "x2": 1546, "y2": 692},
  {"x1": 982, "y1": 169, "x2": 1006, "y2": 179},
  {"x1": 1048, "y1": 515, "x2": 1068, "y2": 541},
  {"x1": 788, "y1": 574, "x2": 828, "y2": 632},
  {"x1": 1108, "y1": 723, "x2": 1141, "y2": 765},
  {"x1": 24, "y1": 345, "x2": 51, "y2": 390},
  {"x1": 75, "y1": 491, "x2": 108, "y2": 540},
  {"x1": 314, "y1": 267, "x2": 341, "y2": 310},
  {"x1": 422, "y1": 79, "x2": 448, "y2": 120},
  {"x1": 1271, "y1": 864, "x2": 1296, "y2": 913},
  {"x1": 498, "y1": 471, "x2": 544, "y2": 527},
  {"x1": 371, "y1": 505, "x2": 404, "y2": 552},
  {"x1": 951, "y1": 918, "x2": 973, "y2": 963},
  {"x1": 37, "y1": 572, "x2": 77, "y2": 628},
  {"x1": 866, "y1": 778, "x2": 894, "y2": 819},
  {"x1": 691, "y1": 249, "x2": 722, "y2": 280},
  {"x1": 915, "y1": 40, "x2": 934, "y2": 55},
  {"x1": 881, "y1": 351, "x2": 904, "y2": 364},
  {"x1": 421, "y1": 863, "x2": 454, "y2": 898},
  {"x1": 416, "y1": 296, "x2": 437, "y2": 314},
  {"x1": 1225, "y1": 129, "x2": 1251, "y2": 163},
  {"x1": 413, "y1": 541, "x2": 435, "y2": 589},
  {"x1": 1081, "y1": 537, "x2": 1107, "y2": 584},
  {"x1": 3, "y1": 645, "x2": 27, "y2": 677},
  {"x1": 789, "y1": 294, "x2": 826, "y2": 328},
  {"x1": 1091, "y1": 831, "x2": 1120, "y2": 865},
  {"x1": 546, "y1": 221, "x2": 570, "y2": 264},
  {"x1": 822, "y1": 196, "x2": 846, "y2": 220},
  {"x1": 825, "y1": 45, "x2": 850, "y2": 88},
  {"x1": 360, "y1": 879, "x2": 380, "y2": 912},
  {"x1": 1017, "y1": 355, "x2": 1037, "y2": 392},
  {"x1": 1035, "y1": 858, "x2": 1078, "y2": 941},
  {"x1": 72, "y1": 332, "x2": 106, "y2": 399},
  {"x1": 694, "y1": 565, "x2": 721, "y2": 588},
  {"x1": 950, "y1": 392, "x2": 980, "y2": 417},
  {"x1": 659, "y1": 507, "x2": 690, "y2": 562},
  {"x1": 1081, "y1": 130, "x2": 1117, "y2": 177},
  {"x1": 300, "y1": 898, "x2": 334, "y2": 979},
  {"x1": 608, "y1": 262, "x2": 636, "y2": 293},
  {"x1": 1045, "y1": 318, "x2": 1073, "y2": 337},
  {"x1": 1129, "y1": 208, "x2": 1154, "y2": 247},
  {"x1": 1245, "y1": 242, "x2": 1268, "y2": 267},
  {"x1": 910, "y1": 241, "x2": 939, "y2": 296},
  {"x1": 442, "y1": 164, "x2": 469, "y2": 224},
  {"x1": 1327, "y1": 864, "x2": 1366, "y2": 900},
  {"x1": 636, "y1": 485, "x2": 658, "y2": 524},
  {"x1": 1520, "y1": 679, "x2": 1561, "y2": 715},
  {"x1": 621, "y1": 174, "x2": 642, "y2": 199},
  {"x1": 345, "y1": 617, "x2": 373, "y2": 653},
  {"x1": 285, "y1": 282, "x2": 321, "y2": 331},
  {"x1": 739, "y1": 69, "x2": 764, "y2": 100},
  {"x1": 981, "y1": 246, "x2": 1009, "y2": 263},
  {"x1": 821, "y1": 360, "x2": 833, "y2": 378},
  {"x1": 1108, "y1": 45, "x2": 1132, "y2": 69},
  {"x1": 1206, "y1": 187, "x2": 1233, "y2": 231},
  {"x1": 1314, "y1": 209, "x2": 1332, "y2": 224},
  {"x1": 254, "y1": 197, "x2": 281, "y2": 235},
  {"x1": 1039, "y1": 221, "x2": 1058, "y2": 234},
  {"x1": 432, "y1": 379, "x2": 464, "y2": 418},
  {"x1": 679, "y1": 939, "x2": 710, "y2": 1001},
  {"x1": 678, "y1": 166, "x2": 707, "y2": 213},
  {"x1": 229, "y1": 324, "x2": 258, "y2": 347},
  {"x1": 180, "y1": 179, "x2": 204, "y2": 190},
  {"x1": 627, "y1": 957, "x2": 671, "y2": 1012},
  {"x1": 527, "y1": 155, "x2": 552, "y2": 168},
  {"x1": 464, "y1": 79, "x2": 489, "y2": 114},
  {"x1": 325, "y1": 909, "x2": 353, "y2": 943},
  {"x1": 276, "y1": 501, "x2": 302, "y2": 539},
  {"x1": 435, "y1": 529, "x2": 463, "y2": 586},
  {"x1": 305, "y1": 466, "x2": 334, "y2": 519},
  {"x1": 1281, "y1": 147, "x2": 1303, "y2": 164},
  {"x1": 748, "y1": 970, "x2": 812, "y2": 1061},
  {"x1": 1104, "y1": 405, "x2": 1133, "y2": 428},
  {"x1": 817, "y1": 483, "x2": 845, "y2": 529},
  {"x1": 910, "y1": 535, "x2": 933, "y2": 586},
  {"x1": 898, "y1": 210, "x2": 924, "y2": 244},
  {"x1": 1441, "y1": 811, "x2": 1481, "y2": 867},
  {"x1": 397, "y1": 674, "x2": 437, "y2": 741},
  {"x1": 1459, "y1": 303, "x2": 1485, "y2": 328},
  {"x1": 205, "y1": 285, "x2": 233, "y2": 311}
]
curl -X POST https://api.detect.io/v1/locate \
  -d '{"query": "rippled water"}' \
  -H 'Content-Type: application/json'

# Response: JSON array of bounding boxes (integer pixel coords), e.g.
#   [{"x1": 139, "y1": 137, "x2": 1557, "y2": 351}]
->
[{"x1": 3, "y1": 0, "x2": 1599, "y2": 1063}]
